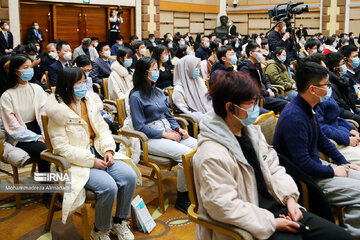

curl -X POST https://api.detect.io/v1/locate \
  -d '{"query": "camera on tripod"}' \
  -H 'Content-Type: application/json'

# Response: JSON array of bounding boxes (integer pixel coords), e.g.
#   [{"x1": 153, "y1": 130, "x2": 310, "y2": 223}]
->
[{"x1": 268, "y1": 1, "x2": 309, "y2": 22}]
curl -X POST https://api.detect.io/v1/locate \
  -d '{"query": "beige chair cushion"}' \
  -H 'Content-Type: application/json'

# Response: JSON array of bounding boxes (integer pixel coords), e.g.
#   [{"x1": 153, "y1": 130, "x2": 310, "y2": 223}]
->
[
  {"x1": 258, "y1": 116, "x2": 276, "y2": 145},
  {"x1": 85, "y1": 189, "x2": 97, "y2": 201},
  {"x1": 141, "y1": 152, "x2": 177, "y2": 168}
]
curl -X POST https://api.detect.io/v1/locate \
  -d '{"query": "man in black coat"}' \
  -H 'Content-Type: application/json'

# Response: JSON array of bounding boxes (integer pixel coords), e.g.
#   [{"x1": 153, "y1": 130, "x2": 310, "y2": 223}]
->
[
  {"x1": 145, "y1": 34, "x2": 158, "y2": 54},
  {"x1": 0, "y1": 21, "x2": 13, "y2": 56},
  {"x1": 25, "y1": 21, "x2": 45, "y2": 53},
  {"x1": 295, "y1": 24, "x2": 308, "y2": 38},
  {"x1": 195, "y1": 36, "x2": 211, "y2": 60}
]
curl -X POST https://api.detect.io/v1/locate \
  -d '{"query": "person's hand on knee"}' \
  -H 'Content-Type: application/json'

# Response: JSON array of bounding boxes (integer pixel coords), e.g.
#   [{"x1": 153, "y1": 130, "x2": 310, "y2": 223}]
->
[
  {"x1": 104, "y1": 151, "x2": 115, "y2": 166},
  {"x1": 286, "y1": 197, "x2": 303, "y2": 222}
]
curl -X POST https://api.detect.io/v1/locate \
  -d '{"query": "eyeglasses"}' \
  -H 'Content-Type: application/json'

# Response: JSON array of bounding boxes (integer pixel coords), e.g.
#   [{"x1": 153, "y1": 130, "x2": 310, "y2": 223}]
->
[{"x1": 234, "y1": 98, "x2": 259, "y2": 111}]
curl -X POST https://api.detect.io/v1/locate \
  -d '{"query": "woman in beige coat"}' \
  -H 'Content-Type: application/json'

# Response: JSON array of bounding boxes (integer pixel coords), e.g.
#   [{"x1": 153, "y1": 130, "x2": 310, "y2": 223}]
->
[
  {"x1": 45, "y1": 68, "x2": 139, "y2": 240},
  {"x1": 193, "y1": 71, "x2": 352, "y2": 240},
  {"x1": 108, "y1": 47, "x2": 134, "y2": 101}
]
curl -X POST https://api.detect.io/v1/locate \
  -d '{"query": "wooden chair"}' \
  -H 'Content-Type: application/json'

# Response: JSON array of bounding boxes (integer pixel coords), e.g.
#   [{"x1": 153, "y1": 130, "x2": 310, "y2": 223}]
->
[
  {"x1": 102, "y1": 78, "x2": 110, "y2": 100},
  {"x1": 182, "y1": 149, "x2": 253, "y2": 240},
  {"x1": 271, "y1": 85, "x2": 285, "y2": 96},
  {"x1": 167, "y1": 87, "x2": 199, "y2": 138},
  {"x1": 45, "y1": 71, "x2": 55, "y2": 93},
  {"x1": 109, "y1": 56, "x2": 117, "y2": 60},
  {"x1": 0, "y1": 130, "x2": 36, "y2": 209},
  {"x1": 204, "y1": 78, "x2": 210, "y2": 91},
  {"x1": 253, "y1": 111, "x2": 276, "y2": 145},
  {"x1": 116, "y1": 98, "x2": 188, "y2": 213},
  {"x1": 41, "y1": 115, "x2": 132, "y2": 239},
  {"x1": 292, "y1": 60, "x2": 297, "y2": 73}
]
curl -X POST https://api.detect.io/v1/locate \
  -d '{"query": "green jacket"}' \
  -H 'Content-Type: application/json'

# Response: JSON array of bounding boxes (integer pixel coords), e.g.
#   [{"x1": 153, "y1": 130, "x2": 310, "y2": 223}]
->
[{"x1": 264, "y1": 60, "x2": 295, "y2": 95}]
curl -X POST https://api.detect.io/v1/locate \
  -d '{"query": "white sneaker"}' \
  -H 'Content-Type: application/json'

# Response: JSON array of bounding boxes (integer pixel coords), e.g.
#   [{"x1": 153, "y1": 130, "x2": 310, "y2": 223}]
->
[
  {"x1": 111, "y1": 221, "x2": 135, "y2": 240},
  {"x1": 90, "y1": 228, "x2": 111, "y2": 240}
]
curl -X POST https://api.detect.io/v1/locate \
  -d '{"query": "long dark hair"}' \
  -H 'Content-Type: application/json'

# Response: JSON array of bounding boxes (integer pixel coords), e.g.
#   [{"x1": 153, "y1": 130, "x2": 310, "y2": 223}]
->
[
  {"x1": 5, "y1": 54, "x2": 32, "y2": 91},
  {"x1": 175, "y1": 44, "x2": 189, "y2": 59},
  {"x1": 272, "y1": 46, "x2": 286, "y2": 72},
  {"x1": 131, "y1": 56, "x2": 161, "y2": 99},
  {"x1": 152, "y1": 45, "x2": 168, "y2": 68},
  {"x1": 73, "y1": 54, "x2": 92, "y2": 67},
  {"x1": 55, "y1": 67, "x2": 85, "y2": 105}
]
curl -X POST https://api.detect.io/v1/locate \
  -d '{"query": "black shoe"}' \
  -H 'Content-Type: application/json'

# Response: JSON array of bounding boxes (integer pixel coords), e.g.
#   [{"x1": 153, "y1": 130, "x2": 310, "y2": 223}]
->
[
  {"x1": 43, "y1": 193, "x2": 61, "y2": 211},
  {"x1": 175, "y1": 191, "x2": 191, "y2": 215}
]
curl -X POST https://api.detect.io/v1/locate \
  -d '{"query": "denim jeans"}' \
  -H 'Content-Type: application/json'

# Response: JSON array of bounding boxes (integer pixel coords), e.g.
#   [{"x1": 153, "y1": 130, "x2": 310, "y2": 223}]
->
[
  {"x1": 84, "y1": 148, "x2": 137, "y2": 231},
  {"x1": 286, "y1": 91, "x2": 298, "y2": 99},
  {"x1": 147, "y1": 137, "x2": 197, "y2": 192}
]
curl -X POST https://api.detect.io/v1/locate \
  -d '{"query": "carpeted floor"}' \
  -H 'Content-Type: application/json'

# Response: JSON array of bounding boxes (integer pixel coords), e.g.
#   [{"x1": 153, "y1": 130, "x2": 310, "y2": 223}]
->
[{"x1": 0, "y1": 162, "x2": 196, "y2": 240}]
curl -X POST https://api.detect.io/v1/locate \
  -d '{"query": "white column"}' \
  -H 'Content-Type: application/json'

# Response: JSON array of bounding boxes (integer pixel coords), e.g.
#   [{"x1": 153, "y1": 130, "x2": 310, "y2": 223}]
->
[
  {"x1": 319, "y1": 0, "x2": 323, "y2": 32},
  {"x1": 9, "y1": 0, "x2": 21, "y2": 46},
  {"x1": 217, "y1": 0, "x2": 227, "y2": 26},
  {"x1": 345, "y1": 0, "x2": 350, "y2": 33},
  {"x1": 135, "y1": 0, "x2": 141, "y2": 39}
]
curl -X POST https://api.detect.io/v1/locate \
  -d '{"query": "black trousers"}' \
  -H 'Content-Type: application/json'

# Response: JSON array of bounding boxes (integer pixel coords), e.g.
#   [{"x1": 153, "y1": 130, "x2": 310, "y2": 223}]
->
[
  {"x1": 268, "y1": 209, "x2": 353, "y2": 240},
  {"x1": 263, "y1": 96, "x2": 289, "y2": 113}
]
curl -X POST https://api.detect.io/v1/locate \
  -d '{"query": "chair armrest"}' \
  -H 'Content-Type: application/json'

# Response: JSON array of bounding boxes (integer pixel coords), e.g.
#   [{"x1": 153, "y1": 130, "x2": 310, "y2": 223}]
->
[
  {"x1": 346, "y1": 119, "x2": 359, "y2": 129},
  {"x1": 174, "y1": 117, "x2": 189, "y2": 129},
  {"x1": 113, "y1": 134, "x2": 131, "y2": 147},
  {"x1": 0, "y1": 129, "x2": 5, "y2": 140},
  {"x1": 93, "y1": 83, "x2": 102, "y2": 94},
  {"x1": 176, "y1": 113, "x2": 199, "y2": 123},
  {"x1": 197, "y1": 213, "x2": 254, "y2": 240},
  {"x1": 40, "y1": 150, "x2": 71, "y2": 172},
  {"x1": 271, "y1": 85, "x2": 285, "y2": 95},
  {"x1": 118, "y1": 128, "x2": 149, "y2": 143}
]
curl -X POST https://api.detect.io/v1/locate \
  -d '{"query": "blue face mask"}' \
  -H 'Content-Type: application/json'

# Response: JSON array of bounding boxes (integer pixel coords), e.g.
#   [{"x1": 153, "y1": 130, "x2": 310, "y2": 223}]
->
[
  {"x1": 227, "y1": 55, "x2": 237, "y2": 65},
  {"x1": 319, "y1": 46, "x2": 324, "y2": 52},
  {"x1": 123, "y1": 58, "x2": 133, "y2": 68},
  {"x1": 280, "y1": 55, "x2": 286, "y2": 63},
  {"x1": 18, "y1": 68, "x2": 34, "y2": 81},
  {"x1": 233, "y1": 104, "x2": 260, "y2": 126},
  {"x1": 315, "y1": 86, "x2": 332, "y2": 102},
  {"x1": 168, "y1": 44, "x2": 173, "y2": 49},
  {"x1": 205, "y1": 42, "x2": 210, "y2": 48},
  {"x1": 340, "y1": 64, "x2": 347, "y2": 76},
  {"x1": 351, "y1": 57, "x2": 360, "y2": 68},
  {"x1": 354, "y1": 84, "x2": 359, "y2": 95},
  {"x1": 193, "y1": 68, "x2": 200, "y2": 79},
  {"x1": 255, "y1": 52, "x2": 263, "y2": 62},
  {"x1": 150, "y1": 39, "x2": 155, "y2": 43},
  {"x1": 235, "y1": 43, "x2": 240, "y2": 48},
  {"x1": 74, "y1": 84, "x2": 87, "y2": 99},
  {"x1": 333, "y1": 42, "x2": 337, "y2": 48},
  {"x1": 149, "y1": 70, "x2": 159, "y2": 82},
  {"x1": 188, "y1": 51, "x2": 195, "y2": 56},
  {"x1": 162, "y1": 54, "x2": 169, "y2": 63}
]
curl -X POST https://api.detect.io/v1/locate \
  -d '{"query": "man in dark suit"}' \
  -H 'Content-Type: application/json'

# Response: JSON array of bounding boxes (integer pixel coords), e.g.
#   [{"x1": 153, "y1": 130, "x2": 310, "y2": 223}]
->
[
  {"x1": 26, "y1": 21, "x2": 45, "y2": 53},
  {"x1": 0, "y1": 21, "x2": 13, "y2": 56},
  {"x1": 90, "y1": 41, "x2": 114, "y2": 88},
  {"x1": 228, "y1": 20, "x2": 237, "y2": 36},
  {"x1": 48, "y1": 41, "x2": 72, "y2": 86},
  {"x1": 145, "y1": 33, "x2": 158, "y2": 54},
  {"x1": 125, "y1": 35, "x2": 139, "y2": 54},
  {"x1": 40, "y1": 43, "x2": 57, "y2": 80},
  {"x1": 296, "y1": 24, "x2": 308, "y2": 38},
  {"x1": 195, "y1": 37, "x2": 211, "y2": 60}
]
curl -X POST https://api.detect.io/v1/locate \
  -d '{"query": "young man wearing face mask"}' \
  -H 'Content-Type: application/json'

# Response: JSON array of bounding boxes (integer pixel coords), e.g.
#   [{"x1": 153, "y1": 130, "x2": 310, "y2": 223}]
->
[
  {"x1": 299, "y1": 39, "x2": 319, "y2": 58},
  {"x1": 274, "y1": 61, "x2": 360, "y2": 239},
  {"x1": 268, "y1": 21, "x2": 290, "y2": 53},
  {"x1": 24, "y1": 42, "x2": 47, "y2": 90},
  {"x1": 49, "y1": 41, "x2": 72, "y2": 86},
  {"x1": 73, "y1": 38, "x2": 99, "y2": 61},
  {"x1": 111, "y1": 35, "x2": 124, "y2": 56},
  {"x1": 0, "y1": 21, "x2": 13, "y2": 56},
  {"x1": 89, "y1": 41, "x2": 114, "y2": 89},
  {"x1": 145, "y1": 33, "x2": 157, "y2": 54},
  {"x1": 238, "y1": 41, "x2": 289, "y2": 113},
  {"x1": 339, "y1": 45, "x2": 360, "y2": 84},
  {"x1": 132, "y1": 41, "x2": 147, "y2": 67},
  {"x1": 40, "y1": 43, "x2": 57, "y2": 82},
  {"x1": 210, "y1": 45, "x2": 236, "y2": 87},
  {"x1": 195, "y1": 37, "x2": 211, "y2": 60},
  {"x1": 25, "y1": 21, "x2": 45, "y2": 53}
]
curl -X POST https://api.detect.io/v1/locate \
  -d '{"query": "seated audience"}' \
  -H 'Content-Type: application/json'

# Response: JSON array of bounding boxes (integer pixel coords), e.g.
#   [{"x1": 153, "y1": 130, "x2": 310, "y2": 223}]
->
[
  {"x1": 46, "y1": 67, "x2": 137, "y2": 240},
  {"x1": 132, "y1": 41, "x2": 146, "y2": 67},
  {"x1": 299, "y1": 39, "x2": 319, "y2": 58},
  {"x1": 90, "y1": 36, "x2": 99, "y2": 53},
  {"x1": 195, "y1": 37, "x2": 210, "y2": 61},
  {"x1": 339, "y1": 45, "x2": 360, "y2": 83},
  {"x1": 323, "y1": 36, "x2": 337, "y2": 55},
  {"x1": 111, "y1": 35, "x2": 124, "y2": 56},
  {"x1": 230, "y1": 37, "x2": 242, "y2": 60},
  {"x1": 129, "y1": 57, "x2": 197, "y2": 214},
  {"x1": 260, "y1": 38, "x2": 270, "y2": 59},
  {"x1": 145, "y1": 34, "x2": 158, "y2": 54},
  {"x1": 264, "y1": 46, "x2": 297, "y2": 99},
  {"x1": 238, "y1": 41, "x2": 289, "y2": 113},
  {"x1": 207, "y1": 39, "x2": 221, "y2": 76},
  {"x1": 73, "y1": 54, "x2": 94, "y2": 92},
  {"x1": 152, "y1": 45, "x2": 173, "y2": 90},
  {"x1": 172, "y1": 55, "x2": 212, "y2": 121},
  {"x1": 273, "y1": 61, "x2": 360, "y2": 239},
  {"x1": 73, "y1": 38, "x2": 98, "y2": 60},
  {"x1": 90, "y1": 41, "x2": 114, "y2": 88},
  {"x1": 125, "y1": 35, "x2": 139, "y2": 53},
  {"x1": 48, "y1": 41, "x2": 72, "y2": 86},
  {"x1": 24, "y1": 43, "x2": 43, "y2": 87},
  {"x1": 39, "y1": 43, "x2": 57, "y2": 80},
  {"x1": 108, "y1": 47, "x2": 134, "y2": 101},
  {"x1": 193, "y1": 70, "x2": 351, "y2": 240},
  {"x1": 210, "y1": 45, "x2": 236, "y2": 87},
  {"x1": 171, "y1": 44, "x2": 190, "y2": 66},
  {"x1": 0, "y1": 55, "x2": 51, "y2": 207}
]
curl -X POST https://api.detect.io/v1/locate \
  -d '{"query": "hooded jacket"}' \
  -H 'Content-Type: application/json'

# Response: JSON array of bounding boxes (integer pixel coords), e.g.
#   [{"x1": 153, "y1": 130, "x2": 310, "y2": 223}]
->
[
  {"x1": 193, "y1": 111, "x2": 299, "y2": 240},
  {"x1": 237, "y1": 59, "x2": 272, "y2": 97},
  {"x1": 209, "y1": 61, "x2": 234, "y2": 87}
]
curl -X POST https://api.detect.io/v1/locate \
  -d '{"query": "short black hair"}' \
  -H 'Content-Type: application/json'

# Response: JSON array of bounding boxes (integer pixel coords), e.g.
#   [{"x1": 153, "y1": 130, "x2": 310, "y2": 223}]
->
[
  {"x1": 96, "y1": 41, "x2": 109, "y2": 52},
  {"x1": 56, "y1": 41, "x2": 70, "y2": 51},
  {"x1": 304, "y1": 39, "x2": 318, "y2": 51},
  {"x1": 25, "y1": 43, "x2": 37, "y2": 53},
  {"x1": 32, "y1": 21, "x2": 38, "y2": 26},
  {"x1": 300, "y1": 53, "x2": 325, "y2": 65},
  {"x1": 324, "y1": 52, "x2": 344, "y2": 72},
  {"x1": 90, "y1": 36, "x2": 99, "y2": 41},
  {"x1": 149, "y1": 34, "x2": 155, "y2": 38},
  {"x1": 339, "y1": 45, "x2": 358, "y2": 58},
  {"x1": 175, "y1": 44, "x2": 189, "y2": 59},
  {"x1": 152, "y1": 44, "x2": 168, "y2": 67},
  {"x1": 133, "y1": 41, "x2": 145, "y2": 50},
  {"x1": 261, "y1": 39, "x2": 268, "y2": 47},
  {"x1": 117, "y1": 47, "x2": 133, "y2": 63},
  {"x1": 0, "y1": 21, "x2": 6, "y2": 28},
  {"x1": 295, "y1": 61, "x2": 329, "y2": 94},
  {"x1": 55, "y1": 67, "x2": 85, "y2": 105},
  {"x1": 130, "y1": 35, "x2": 139, "y2": 42},
  {"x1": 324, "y1": 36, "x2": 336, "y2": 45},
  {"x1": 115, "y1": 35, "x2": 124, "y2": 41},
  {"x1": 245, "y1": 40, "x2": 260, "y2": 57},
  {"x1": 210, "y1": 39, "x2": 221, "y2": 52},
  {"x1": 73, "y1": 55, "x2": 92, "y2": 68},
  {"x1": 217, "y1": 45, "x2": 233, "y2": 64}
]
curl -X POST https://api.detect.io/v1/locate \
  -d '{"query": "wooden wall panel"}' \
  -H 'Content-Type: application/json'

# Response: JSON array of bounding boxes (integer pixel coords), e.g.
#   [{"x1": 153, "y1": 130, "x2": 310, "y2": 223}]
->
[
  {"x1": 83, "y1": 7, "x2": 107, "y2": 42},
  {"x1": 55, "y1": 5, "x2": 82, "y2": 49}
]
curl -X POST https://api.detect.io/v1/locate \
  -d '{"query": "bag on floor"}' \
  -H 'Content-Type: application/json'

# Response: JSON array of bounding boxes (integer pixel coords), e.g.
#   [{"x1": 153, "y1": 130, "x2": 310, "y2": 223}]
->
[{"x1": 131, "y1": 195, "x2": 156, "y2": 233}]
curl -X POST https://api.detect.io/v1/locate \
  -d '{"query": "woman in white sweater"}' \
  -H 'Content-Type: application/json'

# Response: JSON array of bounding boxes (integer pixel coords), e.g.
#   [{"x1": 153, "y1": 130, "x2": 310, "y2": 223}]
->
[
  {"x1": 0, "y1": 55, "x2": 51, "y2": 207},
  {"x1": 108, "y1": 47, "x2": 134, "y2": 101}
]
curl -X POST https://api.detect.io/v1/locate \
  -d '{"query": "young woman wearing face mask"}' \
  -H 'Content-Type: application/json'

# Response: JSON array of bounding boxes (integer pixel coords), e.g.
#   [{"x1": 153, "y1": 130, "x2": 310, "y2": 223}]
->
[
  {"x1": 171, "y1": 44, "x2": 192, "y2": 66},
  {"x1": 0, "y1": 55, "x2": 52, "y2": 207},
  {"x1": 108, "y1": 47, "x2": 134, "y2": 101},
  {"x1": 45, "y1": 67, "x2": 139, "y2": 240},
  {"x1": 152, "y1": 45, "x2": 174, "y2": 90},
  {"x1": 73, "y1": 55, "x2": 94, "y2": 92},
  {"x1": 264, "y1": 47, "x2": 298, "y2": 99},
  {"x1": 129, "y1": 56, "x2": 197, "y2": 214},
  {"x1": 323, "y1": 37, "x2": 338, "y2": 55}
]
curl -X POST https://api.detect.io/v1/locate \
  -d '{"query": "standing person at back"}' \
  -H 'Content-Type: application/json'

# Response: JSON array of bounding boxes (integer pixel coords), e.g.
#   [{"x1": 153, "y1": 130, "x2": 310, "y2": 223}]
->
[
  {"x1": 0, "y1": 21, "x2": 13, "y2": 56},
  {"x1": 48, "y1": 41, "x2": 72, "y2": 86},
  {"x1": 90, "y1": 41, "x2": 114, "y2": 88},
  {"x1": 25, "y1": 22, "x2": 45, "y2": 53}
]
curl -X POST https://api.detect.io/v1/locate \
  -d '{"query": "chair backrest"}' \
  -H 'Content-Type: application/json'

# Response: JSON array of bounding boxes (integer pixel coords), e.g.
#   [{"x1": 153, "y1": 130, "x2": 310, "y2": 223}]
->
[
  {"x1": 41, "y1": 115, "x2": 53, "y2": 152},
  {"x1": 167, "y1": 87, "x2": 175, "y2": 114},
  {"x1": 116, "y1": 98, "x2": 127, "y2": 127},
  {"x1": 45, "y1": 71, "x2": 54, "y2": 93},
  {"x1": 204, "y1": 78, "x2": 210, "y2": 91},
  {"x1": 109, "y1": 55, "x2": 116, "y2": 60},
  {"x1": 253, "y1": 111, "x2": 276, "y2": 145},
  {"x1": 182, "y1": 148, "x2": 198, "y2": 212},
  {"x1": 292, "y1": 60, "x2": 297, "y2": 73},
  {"x1": 102, "y1": 78, "x2": 109, "y2": 99}
]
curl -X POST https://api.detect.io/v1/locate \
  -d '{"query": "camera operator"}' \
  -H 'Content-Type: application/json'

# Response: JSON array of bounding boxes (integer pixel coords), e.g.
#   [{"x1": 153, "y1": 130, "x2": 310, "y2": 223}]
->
[
  {"x1": 268, "y1": 21, "x2": 291, "y2": 57},
  {"x1": 109, "y1": 9, "x2": 123, "y2": 46}
]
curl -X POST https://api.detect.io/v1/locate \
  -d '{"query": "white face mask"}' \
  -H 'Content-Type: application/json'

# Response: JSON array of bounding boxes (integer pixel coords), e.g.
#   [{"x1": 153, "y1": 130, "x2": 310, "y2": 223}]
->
[
  {"x1": 35, "y1": 25, "x2": 39, "y2": 30},
  {"x1": 281, "y1": 26, "x2": 287, "y2": 34},
  {"x1": 103, "y1": 50, "x2": 111, "y2": 58},
  {"x1": 4, "y1": 25, "x2": 9, "y2": 30},
  {"x1": 139, "y1": 48, "x2": 147, "y2": 56},
  {"x1": 36, "y1": 46, "x2": 40, "y2": 52},
  {"x1": 63, "y1": 52, "x2": 72, "y2": 61},
  {"x1": 94, "y1": 42, "x2": 99, "y2": 47},
  {"x1": 48, "y1": 51, "x2": 58, "y2": 60}
]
